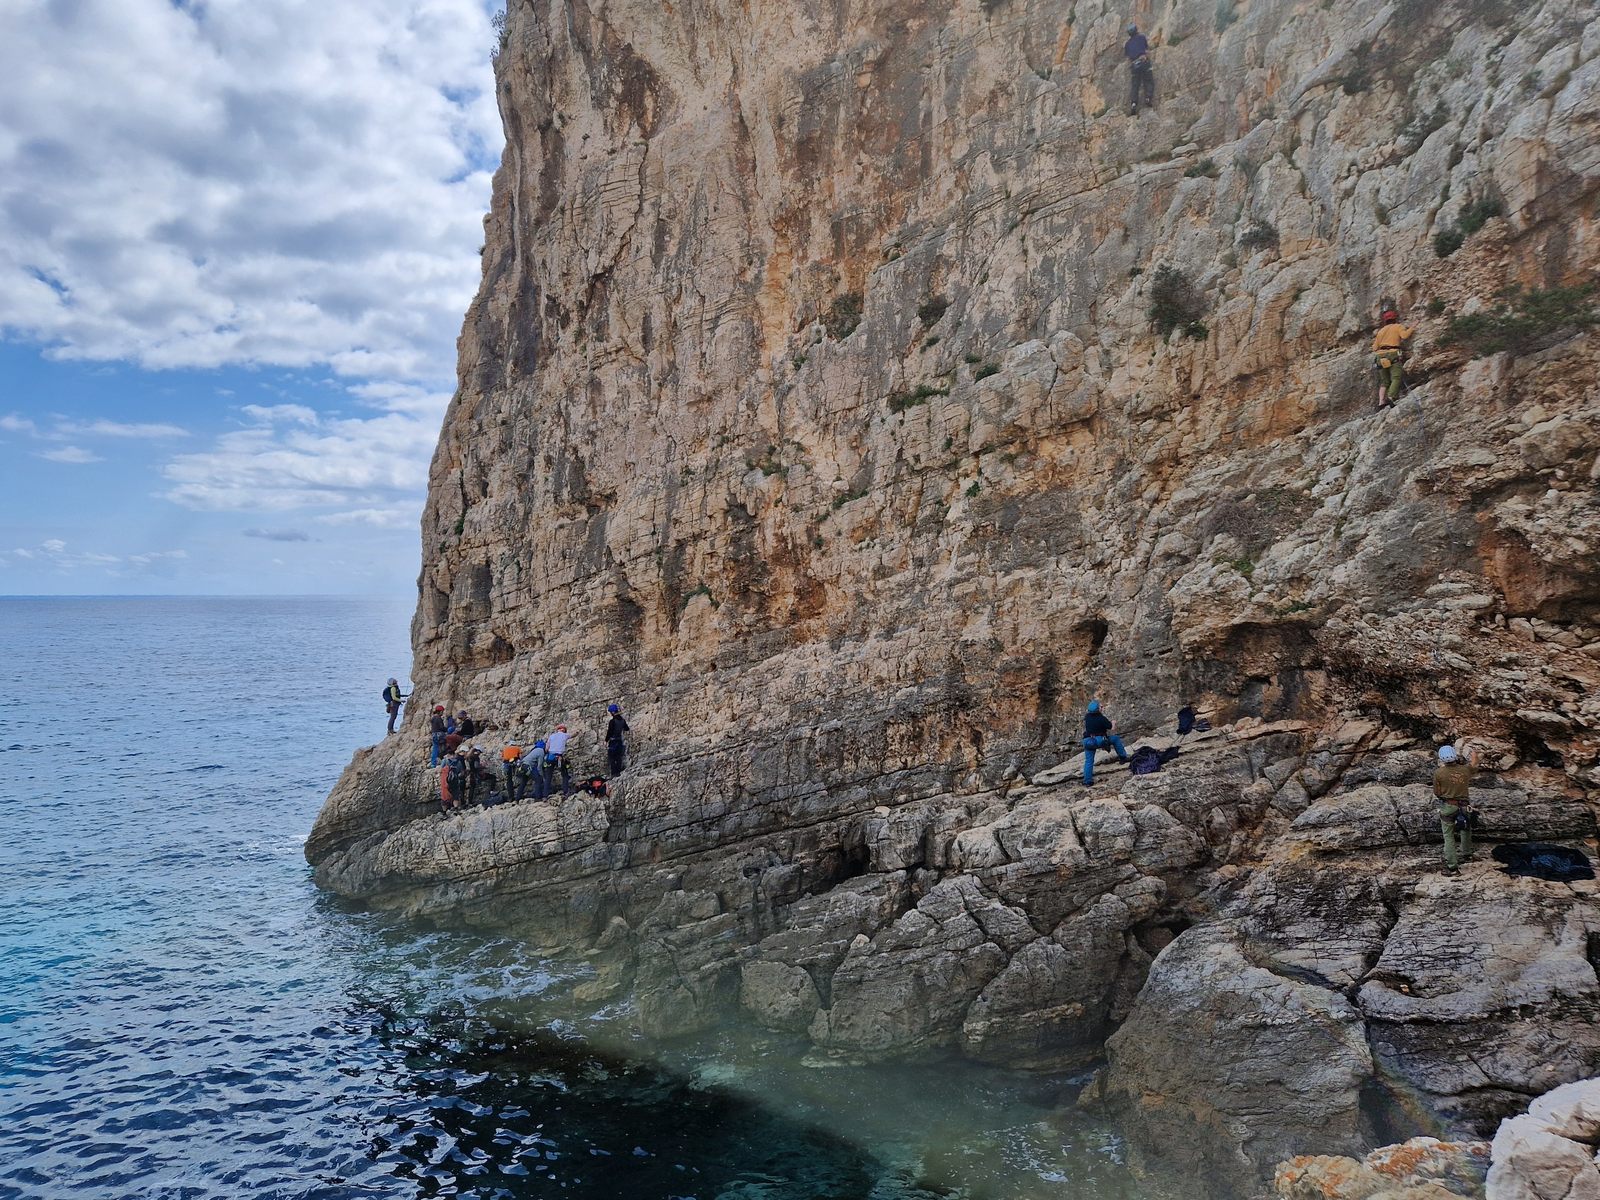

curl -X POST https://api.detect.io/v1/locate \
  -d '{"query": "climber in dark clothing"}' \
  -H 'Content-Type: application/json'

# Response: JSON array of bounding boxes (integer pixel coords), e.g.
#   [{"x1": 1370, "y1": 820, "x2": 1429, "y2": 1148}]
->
[
  {"x1": 605, "y1": 703, "x2": 630, "y2": 777},
  {"x1": 1082, "y1": 699, "x2": 1130, "y2": 785},
  {"x1": 428, "y1": 705, "x2": 447, "y2": 767},
  {"x1": 1125, "y1": 24, "x2": 1155, "y2": 115},
  {"x1": 462, "y1": 745, "x2": 486, "y2": 805}
]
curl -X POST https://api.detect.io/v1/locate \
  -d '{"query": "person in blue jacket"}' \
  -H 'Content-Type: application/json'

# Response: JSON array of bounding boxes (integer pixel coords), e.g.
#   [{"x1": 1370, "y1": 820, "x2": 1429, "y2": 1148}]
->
[
  {"x1": 1082, "y1": 700, "x2": 1130, "y2": 785},
  {"x1": 1125, "y1": 23, "x2": 1155, "y2": 116}
]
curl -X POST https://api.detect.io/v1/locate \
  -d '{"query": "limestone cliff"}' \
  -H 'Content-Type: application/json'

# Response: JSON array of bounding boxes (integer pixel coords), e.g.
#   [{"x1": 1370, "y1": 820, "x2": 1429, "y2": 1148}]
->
[{"x1": 308, "y1": 0, "x2": 1600, "y2": 1192}]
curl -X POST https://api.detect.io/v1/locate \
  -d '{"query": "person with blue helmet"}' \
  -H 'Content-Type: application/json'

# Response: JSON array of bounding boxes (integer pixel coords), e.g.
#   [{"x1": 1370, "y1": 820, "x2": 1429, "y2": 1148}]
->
[
  {"x1": 1082, "y1": 699, "x2": 1130, "y2": 785},
  {"x1": 527, "y1": 738, "x2": 549, "y2": 800},
  {"x1": 605, "y1": 703, "x2": 631, "y2": 777}
]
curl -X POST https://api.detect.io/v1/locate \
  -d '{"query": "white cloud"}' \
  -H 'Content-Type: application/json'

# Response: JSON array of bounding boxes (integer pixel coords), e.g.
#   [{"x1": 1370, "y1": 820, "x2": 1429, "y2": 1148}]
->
[
  {"x1": 243, "y1": 527, "x2": 313, "y2": 542},
  {"x1": 36, "y1": 445, "x2": 103, "y2": 464},
  {"x1": 241, "y1": 404, "x2": 321, "y2": 426},
  {"x1": 0, "y1": 0, "x2": 500, "y2": 384},
  {"x1": 0, "y1": 0, "x2": 503, "y2": 526},
  {"x1": 0, "y1": 539, "x2": 185, "y2": 574},
  {"x1": 163, "y1": 388, "x2": 450, "y2": 512},
  {"x1": 71, "y1": 420, "x2": 189, "y2": 439},
  {"x1": 315, "y1": 506, "x2": 416, "y2": 529}
]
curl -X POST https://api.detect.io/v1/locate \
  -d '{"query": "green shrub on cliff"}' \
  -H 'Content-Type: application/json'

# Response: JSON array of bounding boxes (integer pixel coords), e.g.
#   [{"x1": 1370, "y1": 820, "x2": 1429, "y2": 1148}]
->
[
  {"x1": 1442, "y1": 285, "x2": 1598, "y2": 356},
  {"x1": 1147, "y1": 265, "x2": 1209, "y2": 341},
  {"x1": 888, "y1": 383, "x2": 948, "y2": 413},
  {"x1": 1434, "y1": 195, "x2": 1505, "y2": 257},
  {"x1": 823, "y1": 292, "x2": 863, "y2": 339}
]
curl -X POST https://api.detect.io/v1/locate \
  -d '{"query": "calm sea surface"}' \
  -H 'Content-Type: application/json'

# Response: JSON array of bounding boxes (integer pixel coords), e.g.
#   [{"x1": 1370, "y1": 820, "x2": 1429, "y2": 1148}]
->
[{"x1": 0, "y1": 597, "x2": 1152, "y2": 1199}]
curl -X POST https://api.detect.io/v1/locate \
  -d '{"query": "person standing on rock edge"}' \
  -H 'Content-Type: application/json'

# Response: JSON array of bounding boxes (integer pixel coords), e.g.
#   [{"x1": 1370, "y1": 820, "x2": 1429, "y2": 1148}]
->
[
  {"x1": 605, "y1": 704, "x2": 630, "y2": 777},
  {"x1": 1434, "y1": 744, "x2": 1479, "y2": 874},
  {"x1": 462, "y1": 745, "x2": 486, "y2": 806},
  {"x1": 527, "y1": 739, "x2": 549, "y2": 800},
  {"x1": 439, "y1": 748, "x2": 466, "y2": 814},
  {"x1": 428, "y1": 705, "x2": 447, "y2": 767},
  {"x1": 384, "y1": 678, "x2": 409, "y2": 735},
  {"x1": 1125, "y1": 23, "x2": 1155, "y2": 116},
  {"x1": 500, "y1": 740, "x2": 525, "y2": 803},
  {"x1": 1082, "y1": 699, "x2": 1130, "y2": 786},
  {"x1": 544, "y1": 724, "x2": 573, "y2": 798},
  {"x1": 1373, "y1": 308, "x2": 1415, "y2": 408}
]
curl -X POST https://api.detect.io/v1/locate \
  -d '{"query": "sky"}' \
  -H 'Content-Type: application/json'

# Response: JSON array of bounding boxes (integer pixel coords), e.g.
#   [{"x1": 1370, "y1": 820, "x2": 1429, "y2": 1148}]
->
[{"x1": 0, "y1": 0, "x2": 505, "y2": 594}]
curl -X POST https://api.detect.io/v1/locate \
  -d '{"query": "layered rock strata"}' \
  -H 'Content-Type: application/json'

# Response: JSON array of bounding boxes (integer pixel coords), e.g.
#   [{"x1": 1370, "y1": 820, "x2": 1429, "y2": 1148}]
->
[{"x1": 310, "y1": 0, "x2": 1600, "y2": 1193}]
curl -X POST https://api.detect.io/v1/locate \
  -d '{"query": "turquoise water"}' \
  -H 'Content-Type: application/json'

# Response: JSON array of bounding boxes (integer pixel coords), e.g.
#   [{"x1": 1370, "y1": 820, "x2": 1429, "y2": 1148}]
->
[{"x1": 0, "y1": 598, "x2": 1153, "y2": 1199}]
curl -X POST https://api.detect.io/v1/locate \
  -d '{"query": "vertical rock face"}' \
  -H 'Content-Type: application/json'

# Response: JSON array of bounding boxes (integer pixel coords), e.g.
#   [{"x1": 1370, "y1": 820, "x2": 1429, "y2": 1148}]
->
[{"x1": 309, "y1": 0, "x2": 1600, "y2": 1191}]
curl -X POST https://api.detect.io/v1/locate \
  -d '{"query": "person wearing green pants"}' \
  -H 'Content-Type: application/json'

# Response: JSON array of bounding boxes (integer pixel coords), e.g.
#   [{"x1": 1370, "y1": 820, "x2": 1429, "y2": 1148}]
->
[{"x1": 1433, "y1": 744, "x2": 1478, "y2": 873}]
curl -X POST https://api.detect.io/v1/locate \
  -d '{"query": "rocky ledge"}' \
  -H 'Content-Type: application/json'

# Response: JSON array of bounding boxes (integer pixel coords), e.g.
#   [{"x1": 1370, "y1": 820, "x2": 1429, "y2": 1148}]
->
[{"x1": 316, "y1": 715, "x2": 1600, "y2": 1195}]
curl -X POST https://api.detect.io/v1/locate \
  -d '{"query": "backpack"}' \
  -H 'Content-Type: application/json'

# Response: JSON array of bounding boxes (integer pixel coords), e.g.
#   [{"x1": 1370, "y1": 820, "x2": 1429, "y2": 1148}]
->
[
  {"x1": 580, "y1": 776, "x2": 609, "y2": 798},
  {"x1": 1177, "y1": 706, "x2": 1195, "y2": 735},
  {"x1": 381, "y1": 686, "x2": 392, "y2": 704},
  {"x1": 1128, "y1": 746, "x2": 1163, "y2": 776},
  {"x1": 446, "y1": 760, "x2": 465, "y2": 786}
]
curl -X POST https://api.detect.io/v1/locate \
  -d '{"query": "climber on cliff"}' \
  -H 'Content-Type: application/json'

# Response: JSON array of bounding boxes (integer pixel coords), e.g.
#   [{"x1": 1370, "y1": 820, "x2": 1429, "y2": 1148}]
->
[
  {"x1": 527, "y1": 738, "x2": 550, "y2": 800},
  {"x1": 383, "y1": 678, "x2": 409, "y2": 735},
  {"x1": 606, "y1": 703, "x2": 630, "y2": 777},
  {"x1": 428, "y1": 705, "x2": 447, "y2": 767},
  {"x1": 1434, "y1": 744, "x2": 1480, "y2": 874},
  {"x1": 462, "y1": 745, "x2": 487, "y2": 806},
  {"x1": 1125, "y1": 23, "x2": 1155, "y2": 116},
  {"x1": 1082, "y1": 699, "x2": 1131, "y2": 785},
  {"x1": 544, "y1": 724, "x2": 573, "y2": 798},
  {"x1": 439, "y1": 747, "x2": 466, "y2": 814},
  {"x1": 501, "y1": 740, "x2": 526, "y2": 803},
  {"x1": 1373, "y1": 308, "x2": 1415, "y2": 409}
]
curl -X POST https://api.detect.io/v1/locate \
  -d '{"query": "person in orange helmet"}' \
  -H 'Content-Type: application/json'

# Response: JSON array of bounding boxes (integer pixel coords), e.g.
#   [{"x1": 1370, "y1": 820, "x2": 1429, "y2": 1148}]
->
[{"x1": 1372, "y1": 307, "x2": 1415, "y2": 408}]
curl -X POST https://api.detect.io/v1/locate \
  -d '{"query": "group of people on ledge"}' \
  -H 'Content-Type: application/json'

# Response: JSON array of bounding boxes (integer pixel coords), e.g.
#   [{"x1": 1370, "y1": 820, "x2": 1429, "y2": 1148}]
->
[{"x1": 379, "y1": 680, "x2": 631, "y2": 816}]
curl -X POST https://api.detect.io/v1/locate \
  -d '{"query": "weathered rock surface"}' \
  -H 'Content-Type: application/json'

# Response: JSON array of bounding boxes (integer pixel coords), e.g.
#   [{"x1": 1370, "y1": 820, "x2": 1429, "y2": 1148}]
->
[
  {"x1": 1276, "y1": 1137, "x2": 1490, "y2": 1199},
  {"x1": 308, "y1": 0, "x2": 1600, "y2": 1193},
  {"x1": 1100, "y1": 751, "x2": 1600, "y2": 1195},
  {"x1": 1486, "y1": 1078, "x2": 1600, "y2": 1200}
]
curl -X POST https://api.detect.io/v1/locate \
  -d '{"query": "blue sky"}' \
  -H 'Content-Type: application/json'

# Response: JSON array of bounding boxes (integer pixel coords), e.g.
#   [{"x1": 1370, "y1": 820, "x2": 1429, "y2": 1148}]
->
[{"x1": 0, "y1": 0, "x2": 505, "y2": 595}]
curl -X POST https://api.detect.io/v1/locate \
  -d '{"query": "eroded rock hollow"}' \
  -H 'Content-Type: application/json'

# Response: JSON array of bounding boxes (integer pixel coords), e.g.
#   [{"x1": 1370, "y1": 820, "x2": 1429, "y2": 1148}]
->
[{"x1": 309, "y1": 0, "x2": 1600, "y2": 1192}]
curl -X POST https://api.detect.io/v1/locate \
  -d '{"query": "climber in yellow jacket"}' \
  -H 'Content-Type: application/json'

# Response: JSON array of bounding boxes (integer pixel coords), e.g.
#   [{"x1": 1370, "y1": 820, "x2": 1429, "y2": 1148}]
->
[{"x1": 1372, "y1": 308, "x2": 1414, "y2": 409}]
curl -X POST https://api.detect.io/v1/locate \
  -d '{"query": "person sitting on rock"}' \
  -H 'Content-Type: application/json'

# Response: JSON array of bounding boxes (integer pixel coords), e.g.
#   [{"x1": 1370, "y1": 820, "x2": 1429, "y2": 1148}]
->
[
  {"x1": 1082, "y1": 699, "x2": 1130, "y2": 785},
  {"x1": 456, "y1": 709, "x2": 477, "y2": 739},
  {"x1": 544, "y1": 724, "x2": 573, "y2": 798},
  {"x1": 1434, "y1": 744, "x2": 1479, "y2": 874},
  {"x1": 428, "y1": 705, "x2": 447, "y2": 767},
  {"x1": 1125, "y1": 23, "x2": 1155, "y2": 116},
  {"x1": 605, "y1": 703, "x2": 630, "y2": 777},
  {"x1": 1372, "y1": 308, "x2": 1415, "y2": 409}
]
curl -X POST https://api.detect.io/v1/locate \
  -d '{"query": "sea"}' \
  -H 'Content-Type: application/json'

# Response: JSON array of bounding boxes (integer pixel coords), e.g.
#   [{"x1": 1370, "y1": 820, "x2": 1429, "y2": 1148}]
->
[{"x1": 0, "y1": 597, "x2": 1156, "y2": 1200}]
